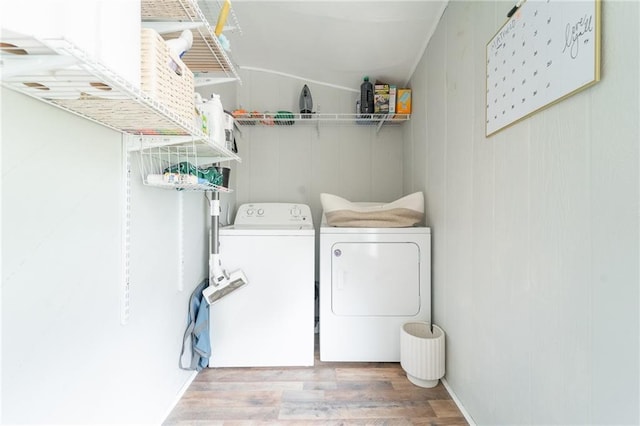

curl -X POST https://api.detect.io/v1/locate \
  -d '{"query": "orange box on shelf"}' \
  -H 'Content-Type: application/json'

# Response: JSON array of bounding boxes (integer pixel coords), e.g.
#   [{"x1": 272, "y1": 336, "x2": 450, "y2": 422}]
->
[{"x1": 396, "y1": 89, "x2": 412, "y2": 114}]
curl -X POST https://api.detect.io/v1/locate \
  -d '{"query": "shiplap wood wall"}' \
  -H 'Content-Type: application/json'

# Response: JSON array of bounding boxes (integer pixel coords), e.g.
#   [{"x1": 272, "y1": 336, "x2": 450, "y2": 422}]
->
[{"x1": 405, "y1": 1, "x2": 639, "y2": 424}]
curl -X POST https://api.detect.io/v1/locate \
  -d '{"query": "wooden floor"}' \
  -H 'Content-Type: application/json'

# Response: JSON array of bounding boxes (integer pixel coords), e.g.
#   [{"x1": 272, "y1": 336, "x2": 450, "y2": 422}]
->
[{"x1": 164, "y1": 338, "x2": 468, "y2": 425}]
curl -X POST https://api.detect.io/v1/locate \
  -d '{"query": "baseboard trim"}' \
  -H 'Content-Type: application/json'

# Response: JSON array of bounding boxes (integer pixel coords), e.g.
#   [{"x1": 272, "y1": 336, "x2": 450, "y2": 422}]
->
[
  {"x1": 441, "y1": 377, "x2": 476, "y2": 426},
  {"x1": 160, "y1": 370, "x2": 198, "y2": 425}
]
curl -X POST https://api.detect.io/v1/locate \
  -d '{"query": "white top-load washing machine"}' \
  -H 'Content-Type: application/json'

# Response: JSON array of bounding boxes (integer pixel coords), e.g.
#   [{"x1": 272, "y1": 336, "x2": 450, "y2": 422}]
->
[
  {"x1": 209, "y1": 203, "x2": 315, "y2": 367},
  {"x1": 319, "y1": 216, "x2": 431, "y2": 362}
]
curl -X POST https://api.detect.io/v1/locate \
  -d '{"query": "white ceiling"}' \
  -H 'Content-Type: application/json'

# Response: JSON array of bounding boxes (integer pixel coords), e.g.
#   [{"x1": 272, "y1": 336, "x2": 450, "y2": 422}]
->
[{"x1": 226, "y1": 1, "x2": 448, "y2": 91}]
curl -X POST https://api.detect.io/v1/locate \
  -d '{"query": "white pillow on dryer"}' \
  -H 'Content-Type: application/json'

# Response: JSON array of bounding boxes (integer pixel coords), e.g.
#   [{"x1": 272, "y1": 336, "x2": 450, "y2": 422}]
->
[{"x1": 320, "y1": 192, "x2": 424, "y2": 227}]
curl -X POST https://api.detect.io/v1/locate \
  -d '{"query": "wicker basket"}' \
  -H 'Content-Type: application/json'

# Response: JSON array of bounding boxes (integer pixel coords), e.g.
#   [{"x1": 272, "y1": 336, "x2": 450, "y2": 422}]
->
[{"x1": 141, "y1": 28, "x2": 194, "y2": 125}]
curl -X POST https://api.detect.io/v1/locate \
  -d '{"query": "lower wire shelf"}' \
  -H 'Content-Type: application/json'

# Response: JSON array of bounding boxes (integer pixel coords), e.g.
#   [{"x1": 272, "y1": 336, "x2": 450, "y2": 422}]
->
[
  {"x1": 233, "y1": 113, "x2": 411, "y2": 126},
  {"x1": 137, "y1": 142, "x2": 232, "y2": 192}
]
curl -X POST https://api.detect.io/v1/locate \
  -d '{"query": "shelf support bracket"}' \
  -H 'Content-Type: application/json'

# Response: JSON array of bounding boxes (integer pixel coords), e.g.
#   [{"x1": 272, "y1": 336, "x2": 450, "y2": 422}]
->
[{"x1": 375, "y1": 114, "x2": 389, "y2": 133}]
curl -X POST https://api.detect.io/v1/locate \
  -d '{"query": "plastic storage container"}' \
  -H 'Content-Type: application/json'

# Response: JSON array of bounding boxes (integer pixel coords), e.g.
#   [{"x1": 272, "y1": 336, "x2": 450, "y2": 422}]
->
[{"x1": 400, "y1": 322, "x2": 445, "y2": 388}]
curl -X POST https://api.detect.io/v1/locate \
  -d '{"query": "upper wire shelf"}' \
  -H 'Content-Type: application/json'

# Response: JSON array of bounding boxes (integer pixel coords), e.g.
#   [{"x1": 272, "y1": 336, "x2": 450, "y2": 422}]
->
[
  {"x1": 141, "y1": 0, "x2": 241, "y2": 84},
  {"x1": 0, "y1": 31, "x2": 240, "y2": 162},
  {"x1": 198, "y1": 0, "x2": 242, "y2": 36},
  {"x1": 1, "y1": 32, "x2": 196, "y2": 135}
]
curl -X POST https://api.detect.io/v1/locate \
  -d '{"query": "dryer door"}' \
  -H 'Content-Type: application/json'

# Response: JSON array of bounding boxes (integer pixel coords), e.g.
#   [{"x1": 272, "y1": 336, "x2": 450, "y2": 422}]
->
[{"x1": 331, "y1": 242, "x2": 421, "y2": 316}]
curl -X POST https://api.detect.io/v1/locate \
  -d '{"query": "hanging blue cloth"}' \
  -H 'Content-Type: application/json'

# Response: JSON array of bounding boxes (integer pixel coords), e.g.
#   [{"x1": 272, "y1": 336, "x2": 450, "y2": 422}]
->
[{"x1": 179, "y1": 279, "x2": 211, "y2": 371}]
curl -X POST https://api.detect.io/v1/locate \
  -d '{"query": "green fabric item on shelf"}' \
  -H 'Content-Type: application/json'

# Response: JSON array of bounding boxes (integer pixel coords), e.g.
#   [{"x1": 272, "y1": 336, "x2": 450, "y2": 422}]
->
[
  {"x1": 164, "y1": 161, "x2": 198, "y2": 176},
  {"x1": 164, "y1": 162, "x2": 223, "y2": 186},
  {"x1": 198, "y1": 165, "x2": 223, "y2": 186}
]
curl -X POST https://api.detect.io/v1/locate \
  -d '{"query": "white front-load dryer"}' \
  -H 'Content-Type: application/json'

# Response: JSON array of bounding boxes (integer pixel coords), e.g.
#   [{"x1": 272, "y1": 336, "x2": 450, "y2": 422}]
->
[
  {"x1": 319, "y1": 218, "x2": 431, "y2": 362},
  {"x1": 209, "y1": 203, "x2": 315, "y2": 367}
]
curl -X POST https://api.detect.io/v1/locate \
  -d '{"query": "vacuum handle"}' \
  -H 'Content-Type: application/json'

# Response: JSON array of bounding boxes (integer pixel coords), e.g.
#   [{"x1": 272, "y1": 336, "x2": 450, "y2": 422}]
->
[{"x1": 210, "y1": 191, "x2": 220, "y2": 256}]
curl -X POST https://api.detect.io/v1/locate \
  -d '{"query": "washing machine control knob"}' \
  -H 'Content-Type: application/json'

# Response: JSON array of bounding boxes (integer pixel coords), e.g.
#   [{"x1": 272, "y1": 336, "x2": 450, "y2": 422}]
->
[
  {"x1": 290, "y1": 207, "x2": 301, "y2": 217},
  {"x1": 246, "y1": 209, "x2": 254, "y2": 216},
  {"x1": 257, "y1": 208, "x2": 264, "y2": 216}
]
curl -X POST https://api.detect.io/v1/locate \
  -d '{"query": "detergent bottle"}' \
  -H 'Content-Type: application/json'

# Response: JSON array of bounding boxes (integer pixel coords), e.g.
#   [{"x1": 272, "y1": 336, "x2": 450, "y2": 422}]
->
[
  {"x1": 360, "y1": 76, "x2": 374, "y2": 115},
  {"x1": 201, "y1": 94, "x2": 226, "y2": 147},
  {"x1": 194, "y1": 93, "x2": 207, "y2": 135}
]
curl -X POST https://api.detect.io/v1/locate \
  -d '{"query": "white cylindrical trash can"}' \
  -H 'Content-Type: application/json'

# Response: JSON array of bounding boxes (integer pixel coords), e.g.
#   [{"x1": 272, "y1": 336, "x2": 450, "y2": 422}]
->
[{"x1": 400, "y1": 322, "x2": 445, "y2": 388}]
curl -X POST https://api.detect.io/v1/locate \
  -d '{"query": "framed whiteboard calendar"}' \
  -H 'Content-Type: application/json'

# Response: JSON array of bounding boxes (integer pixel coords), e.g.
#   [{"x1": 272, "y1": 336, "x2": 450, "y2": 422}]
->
[{"x1": 486, "y1": 0, "x2": 601, "y2": 136}]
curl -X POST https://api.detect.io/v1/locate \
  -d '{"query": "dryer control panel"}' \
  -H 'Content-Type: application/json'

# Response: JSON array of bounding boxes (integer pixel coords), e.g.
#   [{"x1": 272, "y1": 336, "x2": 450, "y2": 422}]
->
[{"x1": 234, "y1": 203, "x2": 313, "y2": 228}]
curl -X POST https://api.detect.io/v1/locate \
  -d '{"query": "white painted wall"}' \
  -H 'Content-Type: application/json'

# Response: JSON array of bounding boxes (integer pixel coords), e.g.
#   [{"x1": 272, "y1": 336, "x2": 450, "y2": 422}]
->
[
  {"x1": 1, "y1": 88, "x2": 209, "y2": 424},
  {"x1": 406, "y1": 1, "x2": 639, "y2": 424}
]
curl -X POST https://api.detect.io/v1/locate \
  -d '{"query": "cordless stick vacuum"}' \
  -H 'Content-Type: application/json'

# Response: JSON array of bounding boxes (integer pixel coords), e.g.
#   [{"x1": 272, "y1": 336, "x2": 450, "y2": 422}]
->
[{"x1": 202, "y1": 191, "x2": 248, "y2": 304}]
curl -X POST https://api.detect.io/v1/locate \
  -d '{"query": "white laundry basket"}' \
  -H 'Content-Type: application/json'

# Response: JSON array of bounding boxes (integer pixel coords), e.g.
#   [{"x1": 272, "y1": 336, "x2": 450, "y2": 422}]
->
[{"x1": 400, "y1": 322, "x2": 445, "y2": 388}]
